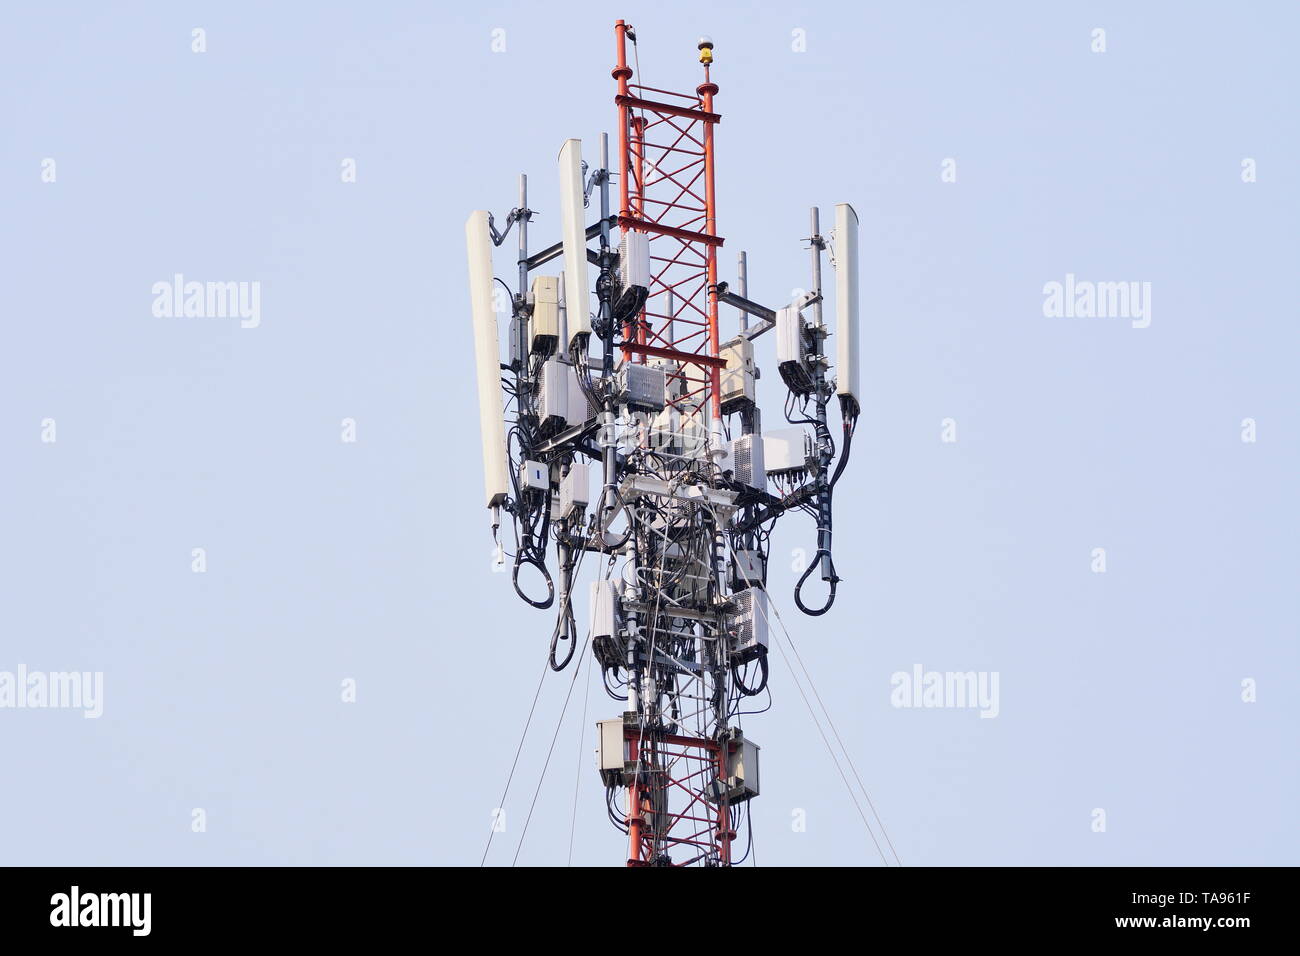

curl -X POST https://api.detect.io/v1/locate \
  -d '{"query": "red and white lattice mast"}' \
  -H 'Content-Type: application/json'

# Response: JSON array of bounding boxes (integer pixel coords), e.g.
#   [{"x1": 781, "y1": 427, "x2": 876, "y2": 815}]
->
[{"x1": 467, "y1": 21, "x2": 862, "y2": 867}]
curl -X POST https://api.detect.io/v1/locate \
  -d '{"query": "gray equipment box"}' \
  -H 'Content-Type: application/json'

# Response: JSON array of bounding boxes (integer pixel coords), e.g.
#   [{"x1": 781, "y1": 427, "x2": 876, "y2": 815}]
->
[
  {"x1": 615, "y1": 363, "x2": 666, "y2": 412},
  {"x1": 728, "y1": 586, "x2": 768, "y2": 664}
]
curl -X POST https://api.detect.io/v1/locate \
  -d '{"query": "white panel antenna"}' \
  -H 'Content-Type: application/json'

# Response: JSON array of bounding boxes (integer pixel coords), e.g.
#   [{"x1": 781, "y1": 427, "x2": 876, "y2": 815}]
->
[
  {"x1": 833, "y1": 203, "x2": 860, "y2": 408},
  {"x1": 557, "y1": 271, "x2": 568, "y2": 350},
  {"x1": 558, "y1": 139, "x2": 591, "y2": 350},
  {"x1": 465, "y1": 211, "x2": 510, "y2": 509}
]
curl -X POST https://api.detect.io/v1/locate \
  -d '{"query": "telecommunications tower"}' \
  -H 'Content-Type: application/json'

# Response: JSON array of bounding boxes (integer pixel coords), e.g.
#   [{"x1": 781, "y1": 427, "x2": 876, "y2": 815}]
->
[{"x1": 467, "y1": 21, "x2": 862, "y2": 866}]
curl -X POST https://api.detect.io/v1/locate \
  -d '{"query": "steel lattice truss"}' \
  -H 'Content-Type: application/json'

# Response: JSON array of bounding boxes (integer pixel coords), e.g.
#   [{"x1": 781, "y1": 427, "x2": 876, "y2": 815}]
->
[
  {"x1": 613, "y1": 478, "x2": 738, "y2": 865},
  {"x1": 616, "y1": 50, "x2": 724, "y2": 430},
  {"x1": 468, "y1": 19, "x2": 860, "y2": 868},
  {"x1": 608, "y1": 30, "x2": 742, "y2": 865}
]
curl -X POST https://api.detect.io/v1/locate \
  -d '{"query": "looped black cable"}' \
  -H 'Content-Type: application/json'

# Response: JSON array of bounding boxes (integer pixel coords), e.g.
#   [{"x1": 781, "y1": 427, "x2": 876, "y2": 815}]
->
[
  {"x1": 602, "y1": 668, "x2": 628, "y2": 701},
  {"x1": 794, "y1": 548, "x2": 839, "y2": 616},
  {"x1": 549, "y1": 596, "x2": 577, "y2": 671},
  {"x1": 596, "y1": 486, "x2": 633, "y2": 552},
  {"x1": 732, "y1": 649, "x2": 769, "y2": 696},
  {"x1": 831, "y1": 417, "x2": 856, "y2": 489},
  {"x1": 513, "y1": 553, "x2": 555, "y2": 609}
]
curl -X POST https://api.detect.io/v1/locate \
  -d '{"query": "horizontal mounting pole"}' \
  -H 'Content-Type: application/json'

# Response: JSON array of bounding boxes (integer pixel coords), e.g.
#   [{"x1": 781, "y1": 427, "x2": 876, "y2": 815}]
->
[
  {"x1": 730, "y1": 483, "x2": 816, "y2": 535},
  {"x1": 624, "y1": 600, "x2": 722, "y2": 626},
  {"x1": 714, "y1": 282, "x2": 776, "y2": 324},
  {"x1": 617, "y1": 215, "x2": 724, "y2": 248},
  {"x1": 531, "y1": 418, "x2": 598, "y2": 456},
  {"x1": 524, "y1": 220, "x2": 610, "y2": 271},
  {"x1": 618, "y1": 342, "x2": 728, "y2": 369},
  {"x1": 622, "y1": 726, "x2": 721, "y2": 753},
  {"x1": 615, "y1": 94, "x2": 721, "y2": 125}
]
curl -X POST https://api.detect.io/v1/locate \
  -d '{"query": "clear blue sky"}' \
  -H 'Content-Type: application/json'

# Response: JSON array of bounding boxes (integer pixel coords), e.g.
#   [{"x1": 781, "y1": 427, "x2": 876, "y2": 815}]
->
[{"x1": 2, "y1": 1, "x2": 1295, "y2": 865}]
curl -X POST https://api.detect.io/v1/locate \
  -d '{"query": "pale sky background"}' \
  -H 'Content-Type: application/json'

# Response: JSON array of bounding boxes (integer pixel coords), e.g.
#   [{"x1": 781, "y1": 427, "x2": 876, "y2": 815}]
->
[{"x1": 2, "y1": 1, "x2": 1296, "y2": 866}]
